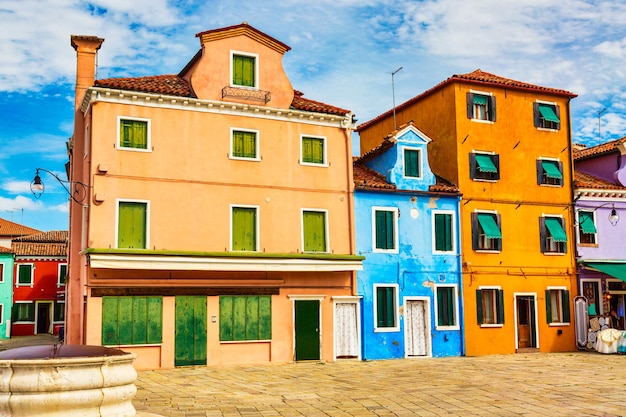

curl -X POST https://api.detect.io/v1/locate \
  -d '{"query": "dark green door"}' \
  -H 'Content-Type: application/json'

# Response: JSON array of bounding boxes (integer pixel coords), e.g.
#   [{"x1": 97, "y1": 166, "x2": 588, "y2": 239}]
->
[
  {"x1": 294, "y1": 300, "x2": 320, "y2": 361},
  {"x1": 175, "y1": 296, "x2": 207, "y2": 366}
]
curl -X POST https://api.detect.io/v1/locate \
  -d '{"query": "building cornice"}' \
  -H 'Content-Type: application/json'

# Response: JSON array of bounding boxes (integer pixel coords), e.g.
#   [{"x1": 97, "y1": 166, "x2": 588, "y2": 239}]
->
[{"x1": 82, "y1": 87, "x2": 353, "y2": 129}]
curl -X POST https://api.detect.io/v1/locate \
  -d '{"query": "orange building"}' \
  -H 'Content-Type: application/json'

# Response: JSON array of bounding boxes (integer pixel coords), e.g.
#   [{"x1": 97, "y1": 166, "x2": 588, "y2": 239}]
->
[
  {"x1": 358, "y1": 70, "x2": 578, "y2": 355},
  {"x1": 66, "y1": 23, "x2": 362, "y2": 369}
]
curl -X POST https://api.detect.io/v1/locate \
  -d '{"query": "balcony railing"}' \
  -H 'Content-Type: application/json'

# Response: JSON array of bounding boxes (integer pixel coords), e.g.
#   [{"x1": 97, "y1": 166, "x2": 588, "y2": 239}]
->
[{"x1": 222, "y1": 86, "x2": 271, "y2": 104}]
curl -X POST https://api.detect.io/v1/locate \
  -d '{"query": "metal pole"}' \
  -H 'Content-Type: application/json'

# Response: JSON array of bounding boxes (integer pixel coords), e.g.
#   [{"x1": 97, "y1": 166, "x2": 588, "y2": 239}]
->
[
  {"x1": 597, "y1": 107, "x2": 607, "y2": 141},
  {"x1": 392, "y1": 67, "x2": 403, "y2": 130}
]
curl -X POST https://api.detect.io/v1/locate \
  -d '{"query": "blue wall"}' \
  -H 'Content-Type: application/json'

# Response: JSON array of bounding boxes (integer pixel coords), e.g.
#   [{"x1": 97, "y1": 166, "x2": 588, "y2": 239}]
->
[{"x1": 0, "y1": 253, "x2": 14, "y2": 339}]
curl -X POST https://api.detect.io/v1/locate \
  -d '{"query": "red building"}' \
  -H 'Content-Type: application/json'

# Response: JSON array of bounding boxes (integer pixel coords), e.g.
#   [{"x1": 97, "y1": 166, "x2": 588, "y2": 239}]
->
[{"x1": 11, "y1": 231, "x2": 67, "y2": 336}]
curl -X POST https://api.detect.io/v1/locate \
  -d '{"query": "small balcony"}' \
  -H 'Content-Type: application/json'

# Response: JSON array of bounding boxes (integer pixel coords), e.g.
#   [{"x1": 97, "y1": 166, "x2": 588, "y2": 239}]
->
[{"x1": 222, "y1": 86, "x2": 271, "y2": 104}]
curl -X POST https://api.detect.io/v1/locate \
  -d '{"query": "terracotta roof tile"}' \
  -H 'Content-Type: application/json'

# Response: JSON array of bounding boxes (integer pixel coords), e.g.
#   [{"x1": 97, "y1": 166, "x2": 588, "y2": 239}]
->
[
  {"x1": 0, "y1": 218, "x2": 41, "y2": 238},
  {"x1": 290, "y1": 90, "x2": 350, "y2": 116},
  {"x1": 431, "y1": 175, "x2": 460, "y2": 193},
  {"x1": 573, "y1": 137, "x2": 626, "y2": 160},
  {"x1": 95, "y1": 75, "x2": 196, "y2": 97},
  {"x1": 12, "y1": 231, "x2": 68, "y2": 257},
  {"x1": 574, "y1": 170, "x2": 626, "y2": 191},
  {"x1": 353, "y1": 163, "x2": 396, "y2": 190},
  {"x1": 0, "y1": 246, "x2": 13, "y2": 254},
  {"x1": 358, "y1": 69, "x2": 577, "y2": 132}
]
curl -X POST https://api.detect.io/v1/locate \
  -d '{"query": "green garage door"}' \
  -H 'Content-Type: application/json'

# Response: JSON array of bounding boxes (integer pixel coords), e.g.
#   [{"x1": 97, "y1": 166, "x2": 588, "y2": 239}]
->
[{"x1": 175, "y1": 296, "x2": 207, "y2": 366}]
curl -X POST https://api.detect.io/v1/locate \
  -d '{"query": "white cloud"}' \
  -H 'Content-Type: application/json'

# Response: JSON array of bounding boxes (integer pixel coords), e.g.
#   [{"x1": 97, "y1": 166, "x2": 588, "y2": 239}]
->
[{"x1": 1, "y1": 180, "x2": 32, "y2": 194}]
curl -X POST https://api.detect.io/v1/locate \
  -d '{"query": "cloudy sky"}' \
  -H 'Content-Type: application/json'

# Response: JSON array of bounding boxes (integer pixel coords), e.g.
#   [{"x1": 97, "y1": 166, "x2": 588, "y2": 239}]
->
[{"x1": 2, "y1": 0, "x2": 626, "y2": 231}]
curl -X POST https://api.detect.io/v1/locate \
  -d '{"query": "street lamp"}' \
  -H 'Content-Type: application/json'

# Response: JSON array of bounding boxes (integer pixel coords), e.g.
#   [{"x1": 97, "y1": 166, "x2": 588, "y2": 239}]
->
[
  {"x1": 577, "y1": 202, "x2": 620, "y2": 227},
  {"x1": 30, "y1": 168, "x2": 89, "y2": 203}
]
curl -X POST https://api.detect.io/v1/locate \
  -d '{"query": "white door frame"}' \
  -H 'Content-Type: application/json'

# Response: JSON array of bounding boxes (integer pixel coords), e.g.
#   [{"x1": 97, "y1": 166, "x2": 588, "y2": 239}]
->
[
  {"x1": 332, "y1": 296, "x2": 362, "y2": 360},
  {"x1": 513, "y1": 292, "x2": 539, "y2": 350},
  {"x1": 404, "y1": 296, "x2": 432, "y2": 358}
]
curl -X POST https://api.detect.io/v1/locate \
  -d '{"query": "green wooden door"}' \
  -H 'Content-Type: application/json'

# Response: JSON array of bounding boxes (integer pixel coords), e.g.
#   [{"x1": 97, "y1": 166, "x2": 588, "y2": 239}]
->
[
  {"x1": 175, "y1": 296, "x2": 207, "y2": 366},
  {"x1": 294, "y1": 300, "x2": 320, "y2": 361}
]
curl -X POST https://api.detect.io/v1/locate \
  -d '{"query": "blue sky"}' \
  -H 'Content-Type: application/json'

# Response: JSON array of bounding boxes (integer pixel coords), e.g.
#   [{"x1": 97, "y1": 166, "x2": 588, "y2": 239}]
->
[{"x1": 2, "y1": 0, "x2": 626, "y2": 232}]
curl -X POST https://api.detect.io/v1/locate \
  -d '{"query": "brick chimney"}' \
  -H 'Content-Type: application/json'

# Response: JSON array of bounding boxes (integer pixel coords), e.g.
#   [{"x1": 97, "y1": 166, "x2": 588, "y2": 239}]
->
[{"x1": 70, "y1": 35, "x2": 104, "y2": 110}]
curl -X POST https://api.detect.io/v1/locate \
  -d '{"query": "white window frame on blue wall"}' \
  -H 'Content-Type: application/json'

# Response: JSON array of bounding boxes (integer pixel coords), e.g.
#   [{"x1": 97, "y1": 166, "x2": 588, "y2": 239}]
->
[
  {"x1": 434, "y1": 284, "x2": 460, "y2": 331},
  {"x1": 401, "y1": 146, "x2": 422, "y2": 179},
  {"x1": 431, "y1": 210, "x2": 456, "y2": 254},
  {"x1": 372, "y1": 207, "x2": 399, "y2": 253},
  {"x1": 373, "y1": 284, "x2": 400, "y2": 332}
]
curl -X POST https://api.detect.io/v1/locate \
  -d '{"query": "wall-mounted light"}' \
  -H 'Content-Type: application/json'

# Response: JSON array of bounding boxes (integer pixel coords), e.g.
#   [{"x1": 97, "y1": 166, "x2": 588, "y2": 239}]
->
[
  {"x1": 577, "y1": 202, "x2": 620, "y2": 227},
  {"x1": 609, "y1": 206, "x2": 619, "y2": 226},
  {"x1": 31, "y1": 168, "x2": 89, "y2": 203}
]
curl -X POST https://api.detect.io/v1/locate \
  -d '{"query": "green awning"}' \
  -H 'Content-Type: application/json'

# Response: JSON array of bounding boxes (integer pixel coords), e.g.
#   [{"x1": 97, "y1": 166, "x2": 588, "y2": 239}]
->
[
  {"x1": 578, "y1": 211, "x2": 597, "y2": 234},
  {"x1": 541, "y1": 160, "x2": 562, "y2": 179},
  {"x1": 545, "y1": 217, "x2": 567, "y2": 242},
  {"x1": 473, "y1": 95, "x2": 488, "y2": 105},
  {"x1": 475, "y1": 154, "x2": 497, "y2": 173},
  {"x1": 477, "y1": 213, "x2": 502, "y2": 239},
  {"x1": 539, "y1": 104, "x2": 560, "y2": 123},
  {"x1": 585, "y1": 262, "x2": 626, "y2": 283}
]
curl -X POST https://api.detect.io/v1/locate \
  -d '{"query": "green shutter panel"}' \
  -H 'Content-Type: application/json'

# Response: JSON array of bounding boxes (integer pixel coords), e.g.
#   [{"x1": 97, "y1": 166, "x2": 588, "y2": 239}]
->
[
  {"x1": 133, "y1": 121, "x2": 147, "y2": 149},
  {"x1": 102, "y1": 297, "x2": 119, "y2": 345},
  {"x1": 18, "y1": 265, "x2": 31, "y2": 284},
  {"x1": 233, "y1": 55, "x2": 244, "y2": 85},
  {"x1": 497, "y1": 290, "x2": 505, "y2": 324},
  {"x1": 384, "y1": 288, "x2": 394, "y2": 327},
  {"x1": 476, "y1": 290, "x2": 483, "y2": 325},
  {"x1": 302, "y1": 137, "x2": 312, "y2": 162},
  {"x1": 220, "y1": 296, "x2": 234, "y2": 341},
  {"x1": 258, "y1": 296, "x2": 272, "y2": 340},
  {"x1": 545, "y1": 290, "x2": 552, "y2": 324},
  {"x1": 120, "y1": 120, "x2": 132, "y2": 147},
  {"x1": 312, "y1": 138, "x2": 324, "y2": 164},
  {"x1": 242, "y1": 56, "x2": 254, "y2": 87},
  {"x1": 562, "y1": 290, "x2": 571, "y2": 323},
  {"x1": 232, "y1": 131, "x2": 244, "y2": 157},
  {"x1": 304, "y1": 211, "x2": 326, "y2": 252},
  {"x1": 118, "y1": 203, "x2": 146, "y2": 249},
  {"x1": 232, "y1": 208, "x2": 256, "y2": 251},
  {"x1": 243, "y1": 132, "x2": 256, "y2": 158},
  {"x1": 133, "y1": 297, "x2": 148, "y2": 344},
  {"x1": 489, "y1": 96, "x2": 496, "y2": 122},
  {"x1": 233, "y1": 296, "x2": 247, "y2": 340},
  {"x1": 245, "y1": 296, "x2": 260, "y2": 340},
  {"x1": 435, "y1": 214, "x2": 452, "y2": 252},
  {"x1": 375, "y1": 211, "x2": 394, "y2": 249},
  {"x1": 118, "y1": 297, "x2": 133, "y2": 345},
  {"x1": 147, "y1": 297, "x2": 163, "y2": 344}
]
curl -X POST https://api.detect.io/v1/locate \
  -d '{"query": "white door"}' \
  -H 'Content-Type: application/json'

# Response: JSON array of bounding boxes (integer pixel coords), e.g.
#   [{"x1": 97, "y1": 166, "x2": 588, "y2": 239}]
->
[
  {"x1": 406, "y1": 300, "x2": 428, "y2": 357},
  {"x1": 335, "y1": 303, "x2": 359, "y2": 359}
]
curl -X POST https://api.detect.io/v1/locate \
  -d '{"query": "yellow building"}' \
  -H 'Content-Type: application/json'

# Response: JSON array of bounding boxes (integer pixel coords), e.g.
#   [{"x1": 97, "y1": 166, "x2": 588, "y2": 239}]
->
[
  {"x1": 66, "y1": 23, "x2": 362, "y2": 368},
  {"x1": 358, "y1": 70, "x2": 578, "y2": 355}
]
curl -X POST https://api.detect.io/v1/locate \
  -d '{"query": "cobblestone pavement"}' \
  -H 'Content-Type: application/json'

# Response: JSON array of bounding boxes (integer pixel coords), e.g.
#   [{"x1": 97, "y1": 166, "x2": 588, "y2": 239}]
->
[{"x1": 134, "y1": 352, "x2": 626, "y2": 417}]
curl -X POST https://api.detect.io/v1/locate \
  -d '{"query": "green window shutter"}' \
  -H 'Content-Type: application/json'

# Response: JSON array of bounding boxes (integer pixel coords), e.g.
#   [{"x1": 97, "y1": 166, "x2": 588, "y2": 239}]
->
[
  {"x1": 496, "y1": 290, "x2": 505, "y2": 324},
  {"x1": 102, "y1": 297, "x2": 118, "y2": 345},
  {"x1": 258, "y1": 296, "x2": 272, "y2": 340},
  {"x1": 59, "y1": 264, "x2": 67, "y2": 284},
  {"x1": 435, "y1": 213, "x2": 453, "y2": 252},
  {"x1": 302, "y1": 137, "x2": 324, "y2": 164},
  {"x1": 118, "y1": 297, "x2": 134, "y2": 345},
  {"x1": 376, "y1": 287, "x2": 395, "y2": 327},
  {"x1": 133, "y1": 297, "x2": 148, "y2": 344},
  {"x1": 437, "y1": 287, "x2": 455, "y2": 326},
  {"x1": 18, "y1": 265, "x2": 31, "y2": 284},
  {"x1": 120, "y1": 119, "x2": 147, "y2": 149},
  {"x1": 219, "y1": 296, "x2": 234, "y2": 341},
  {"x1": 245, "y1": 296, "x2": 260, "y2": 340},
  {"x1": 545, "y1": 290, "x2": 552, "y2": 323},
  {"x1": 233, "y1": 55, "x2": 255, "y2": 87},
  {"x1": 562, "y1": 290, "x2": 571, "y2": 323},
  {"x1": 232, "y1": 207, "x2": 256, "y2": 251},
  {"x1": 233, "y1": 296, "x2": 247, "y2": 340},
  {"x1": 476, "y1": 290, "x2": 483, "y2": 325},
  {"x1": 118, "y1": 202, "x2": 147, "y2": 249},
  {"x1": 404, "y1": 149, "x2": 420, "y2": 177},
  {"x1": 303, "y1": 211, "x2": 326, "y2": 252},
  {"x1": 232, "y1": 131, "x2": 256, "y2": 158},
  {"x1": 147, "y1": 297, "x2": 163, "y2": 344},
  {"x1": 375, "y1": 210, "x2": 394, "y2": 249}
]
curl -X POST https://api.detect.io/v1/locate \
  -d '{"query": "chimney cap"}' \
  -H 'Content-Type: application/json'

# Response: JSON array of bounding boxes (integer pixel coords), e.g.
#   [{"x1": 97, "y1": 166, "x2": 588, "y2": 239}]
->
[{"x1": 71, "y1": 35, "x2": 105, "y2": 51}]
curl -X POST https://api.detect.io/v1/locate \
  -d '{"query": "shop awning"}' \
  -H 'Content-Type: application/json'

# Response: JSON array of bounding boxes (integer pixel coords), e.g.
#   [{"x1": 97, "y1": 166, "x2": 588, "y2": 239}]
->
[
  {"x1": 541, "y1": 160, "x2": 562, "y2": 179},
  {"x1": 475, "y1": 154, "x2": 497, "y2": 173},
  {"x1": 584, "y1": 262, "x2": 626, "y2": 283},
  {"x1": 477, "y1": 213, "x2": 502, "y2": 239},
  {"x1": 545, "y1": 217, "x2": 567, "y2": 242},
  {"x1": 539, "y1": 104, "x2": 560, "y2": 122}
]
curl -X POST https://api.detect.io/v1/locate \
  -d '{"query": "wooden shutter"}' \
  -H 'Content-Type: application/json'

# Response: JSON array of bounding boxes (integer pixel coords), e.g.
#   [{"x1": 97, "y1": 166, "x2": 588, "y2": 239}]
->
[
  {"x1": 555, "y1": 105, "x2": 561, "y2": 130},
  {"x1": 495, "y1": 214, "x2": 503, "y2": 252},
  {"x1": 303, "y1": 211, "x2": 326, "y2": 252},
  {"x1": 18, "y1": 265, "x2": 31, "y2": 284},
  {"x1": 476, "y1": 290, "x2": 483, "y2": 325},
  {"x1": 545, "y1": 290, "x2": 552, "y2": 323},
  {"x1": 539, "y1": 217, "x2": 547, "y2": 253},
  {"x1": 496, "y1": 290, "x2": 505, "y2": 324},
  {"x1": 469, "y1": 153, "x2": 477, "y2": 179},
  {"x1": 375, "y1": 210, "x2": 393, "y2": 249},
  {"x1": 536, "y1": 160, "x2": 544, "y2": 184},
  {"x1": 147, "y1": 297, "x2": 163, "y2": 343},
  {"x1": 376, "y1": 287, "x2": 394, "y2": 327},
  {"x1": 471, "y1": 212, "x2": 479, "y2": 250},
  {"x1": 533, "y1": 102, "x2": 540, "y2": 127},
  {"x1": 258, "y1": 296, "x2": 272, "y2": 340},
  {"x1": 489, "y1": 96, "x2": 497, "y2": 121},
  {"x1": 233, "y1": 55, "x2": 255, "y2": 87},
  {"x1": 404, "y1": 149, "x2": 419, "y2": 177},
  {"x1": 102, "y1": 297, "x2": 119, "y2": 345},
  {"x1": 219, "y1": 296, "x2": 234, "y2": 341},
  {"x1": 492, "y1": 154, "x2": 500, "y2": 180},
  {"x1": 435, "y1": 213, "x2": 452, "y2": 252},
  {"x1": 466, "y1": 92, "x2": 474, "y2": 119},
  {"x1": 232, "y1": 207, "x2": 256, "y2": 251},
  {"x1": 562, "y1": 290, "x2": 570, "y2": 323}
]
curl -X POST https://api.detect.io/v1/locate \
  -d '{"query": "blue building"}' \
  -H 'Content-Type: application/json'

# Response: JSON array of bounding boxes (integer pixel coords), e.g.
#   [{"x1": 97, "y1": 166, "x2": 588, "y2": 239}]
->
[
  {"x1": 354, "y1": 122, "x2": 463, "y2": 359},
  {"x1": 0, "y1": 247, "x2": 13, "y2": 339}
]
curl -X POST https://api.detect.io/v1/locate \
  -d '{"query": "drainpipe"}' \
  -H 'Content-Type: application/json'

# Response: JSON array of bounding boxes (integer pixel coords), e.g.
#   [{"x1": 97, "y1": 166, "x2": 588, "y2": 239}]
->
[
  {"x1": 344, "y1": 118, "x2": 357, "y2": 296},
  {"x1": 456, "y1": 194, "x2": 466, "y2": 356}
]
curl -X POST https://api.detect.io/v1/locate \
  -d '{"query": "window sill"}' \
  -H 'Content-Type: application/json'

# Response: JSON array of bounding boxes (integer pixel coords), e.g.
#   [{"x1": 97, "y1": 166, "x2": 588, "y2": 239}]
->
[
  {"x1": 543, "y1": 252, "x2": 566, "y2": 256},
  {"x1": 229, "y1": 155, "x2": 261, "y2": 162},
  {"x1": 435, "y1": 326, "x2": 460, "y2": 331},
  {"x1": 536, "y1": 127, "x2": 560, "y2": 132},
  {"x1": 220, "y1": 339, "x2": 271, "y2": 344},
  {"x1": 433, "y1": 250, "x2": 456, "y2": 255},
  {"x1": 549, "y1": 322, "x2": 570, "y2": 327},
  {"x1": 300, "y1": 162, "x2": 329, "y2": 168},
  {"x1": 116, "y1": 146, "x2": 151, "y2": 153},
  {"x1": 470, "y1": 118, "x2": 495, "y2": 124},
  {"x1": 538, "y1": 183, "x2": 563, "y2": 188},
  {"x1": 374, "y1": 327, "x2": 400, "y2": 333},
  {"x1": 475, "y1": 249, "x2": 501, "y2": 254},
  {"x1": 471, "y1": 178, "x2": 498, "y2": 183},
  {"x1": 480, "y1": 324, "x2": 504, "y2": 328},
  {"x1": 577, "y1": 243, "x2": 598, "y2": 248},
  {"x1": 104, "y1": 343, "x2": 162, "y2": 348},
  {"x1": 372, "y1": 248, "x2": 399, "y2": 254}
]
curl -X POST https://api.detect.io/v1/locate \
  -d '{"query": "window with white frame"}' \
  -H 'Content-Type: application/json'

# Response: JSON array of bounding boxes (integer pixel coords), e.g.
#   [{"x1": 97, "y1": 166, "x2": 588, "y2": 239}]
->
[
  {"x1": 117, "y1": 200, "x2": 149, "y2": 249},
  {"x1": 17, "y1": 264, "x2": 33, "y2": 286},
  {"x1": 577, "y1": 210, "x2": 597, "y2": 245},
  {"x1": 476, "y1": 287, "x2": 504, "y2": 326},
  {"x1": 533, "y1": 101, "x2": 560, "y2": 130},
  {"x1": 230, "y1": 128, "x2": 259, "y2": 160},
  {"x1": 302, "y1": 209, "x2": 328, "y2": 252},
  {"x1": 118, "y1": 117, "x2": 150, "y2": 151},
  {"x1": 467, "y1": 92, "x2": 496, "y2": 122},
  {"x1": 472, "y1": 211, "x2": 502, "y2": 252},
  {"x1": 432, "y1": 210, "x2": 455, "y2": 253},
  {"x1": 301, "y1": 135, "x2": 327, "y2": 166},
  {"x1": 372, "y1": 207, "x2": 398, "y2": 252},
  {"x1": 58, "y1": 263, "x2": 67, "y2": 286},
  {"x1": 540, "y1": 216, "x2": 567, "y2": 254},
  {"x1": 231, "y1": 52, "x2": 258, "y2": 88},
  {"x1": 374, "y1": 284, "x2": 399, "y2": 331},
  {"x1": 546, "y1": 287, "x2": 570, "y2": 324},
  {"x1": 435, "y1": 285, "x2": 459, "y2": 330},
  {"x1": 12, "y1": 302, "x2": 34, "y2": 322},
  {"x1": 536, "y1": 158, "x2": 563, "y2": 186},
  {"x1": 231, "y1": 205, "x2": 259, "y2": 251}
]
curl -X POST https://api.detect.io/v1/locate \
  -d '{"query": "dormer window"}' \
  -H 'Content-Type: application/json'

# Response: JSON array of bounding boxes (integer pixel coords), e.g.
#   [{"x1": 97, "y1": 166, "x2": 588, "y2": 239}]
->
[
  {"x1": 231, "y1": 52, "x2": 257, "y2": 88},
  {"x1": 403, "y1": 148, "x2": 421, "y2": 178}
]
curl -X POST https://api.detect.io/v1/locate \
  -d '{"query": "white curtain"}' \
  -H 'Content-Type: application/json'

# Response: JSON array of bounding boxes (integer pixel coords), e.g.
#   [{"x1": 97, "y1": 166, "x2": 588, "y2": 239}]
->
[
  {"x1": 406, "y1": 300, "x2": 427, "y2": 356},
  {"x1": 335, "y1": 303, "x2": 358, "y2": 358}
]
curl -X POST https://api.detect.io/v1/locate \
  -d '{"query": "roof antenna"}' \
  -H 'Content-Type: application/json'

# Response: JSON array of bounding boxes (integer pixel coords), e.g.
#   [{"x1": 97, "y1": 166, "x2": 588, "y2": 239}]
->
[{"x1": 391, "y1": 67, "x2": 403, "y2": 130}]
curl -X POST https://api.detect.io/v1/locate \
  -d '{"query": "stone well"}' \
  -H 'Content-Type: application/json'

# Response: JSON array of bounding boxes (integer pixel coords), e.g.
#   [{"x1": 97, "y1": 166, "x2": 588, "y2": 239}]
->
[{"x1": 0, "y1": 344, "x2": 137, "y2": 416}]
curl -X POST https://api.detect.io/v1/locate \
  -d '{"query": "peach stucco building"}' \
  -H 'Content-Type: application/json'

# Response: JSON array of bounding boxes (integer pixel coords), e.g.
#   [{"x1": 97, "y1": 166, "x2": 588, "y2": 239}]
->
[
  {"x1": 358, "y1": 70, "x2": 578, "y2": 355},
  {"x1": 67, "y1": 23, "x2": 362, "y2": 369}
]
